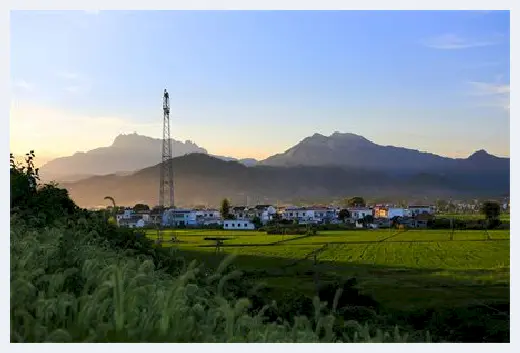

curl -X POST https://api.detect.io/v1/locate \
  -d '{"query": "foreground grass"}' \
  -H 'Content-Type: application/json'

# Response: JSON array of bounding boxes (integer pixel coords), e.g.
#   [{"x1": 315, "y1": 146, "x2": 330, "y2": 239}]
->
[{"x1": 11, "y1": 217, "x2": 429, "y2": 343}]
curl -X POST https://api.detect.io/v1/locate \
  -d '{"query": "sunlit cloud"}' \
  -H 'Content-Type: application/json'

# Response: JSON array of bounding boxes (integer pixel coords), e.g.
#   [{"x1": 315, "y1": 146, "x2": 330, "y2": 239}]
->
[
  {"x1": 468, "y1": 81, "x2": 510, "y2": 111},
  {"x1": 421, "y1": 33, "x2": 503, "y2": 50}
]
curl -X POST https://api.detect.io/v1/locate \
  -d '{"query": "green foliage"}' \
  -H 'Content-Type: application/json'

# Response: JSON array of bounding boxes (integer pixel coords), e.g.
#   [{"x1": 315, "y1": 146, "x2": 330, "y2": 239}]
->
[
  {"x1": 338, "y1": 208, "x2": 350, "y2": 222},
  {"x1": 251, "y1": 216, "x2": 262, "y2": 229},
  {"x1": 346, "y1": 197, "x2": 366, "y2": 207},
  {"x1": 481, "y1": 201, "x2": 501, "y2": 223},
  {"x1": 10, "y1": 151, "x2": 39, "y2": 208},
  {"x1": 11, "y1": 216, "x2": 429, "y2": 343},
  {"x1": 133, "y1": 203, "x2": 150, "y2": 212},
  {"x1": 220, "y1": 198, "x2": 231, "y2": 219},
  {"x1": 10, "y1": 151, "x2": 79, "y2": 226}
]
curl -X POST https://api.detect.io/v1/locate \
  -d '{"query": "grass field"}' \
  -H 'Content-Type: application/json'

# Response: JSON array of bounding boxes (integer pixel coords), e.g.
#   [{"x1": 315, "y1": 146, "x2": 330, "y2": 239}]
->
[
  {"x1": 440, "y1": 213, "x2": 510, "y2": 221},
  {"x1": 145, "y1": 228, "x2": 510, "y2": 311}
]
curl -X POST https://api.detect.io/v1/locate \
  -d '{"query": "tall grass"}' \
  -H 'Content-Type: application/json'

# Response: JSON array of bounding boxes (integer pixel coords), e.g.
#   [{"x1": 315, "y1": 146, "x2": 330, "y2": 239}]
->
[{"x1": 10, "y1": 215, "x2": 424, "y2": 343}]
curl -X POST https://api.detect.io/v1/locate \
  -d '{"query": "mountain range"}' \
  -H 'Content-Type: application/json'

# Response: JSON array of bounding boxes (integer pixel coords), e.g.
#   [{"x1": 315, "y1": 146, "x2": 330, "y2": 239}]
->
[
  {"x1": 50, "y1": 132, "x2": 509, "y2": 208},
  {"x1": 39, "y1": 133, "x2": 258, "y2": 182}
]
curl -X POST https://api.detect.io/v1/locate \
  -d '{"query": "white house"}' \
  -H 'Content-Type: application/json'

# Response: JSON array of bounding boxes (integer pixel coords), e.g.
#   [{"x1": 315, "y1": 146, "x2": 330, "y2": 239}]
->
[
  {"x1": 282, "y1": 206, "x2": 336, "y2": 224},
  {"x1": 347, "y1": 207, "x2": 373, "y2": 220},
  {"x1": 162, "y1": 208, "x2": 198, "y2": 227},
  {"x1": 135, "y1": 210, "x2": 151, "y2": 223},
  {"x1": 116, "y1": 208, "x2": 134, "y2": 223},
  {"x1": 123, "y1": 208, "x2": 134, "y2": 219},
  {"x1": 374, "y1": 207, "x2": 405, "y2": 219},
  {"x1": 251, "y1": 205, "x2": 278, "y2": 224},
  {"x1": 282, "y1": 207, "x2": 315, "y2": 223},
  {"x1": 308, "y1": 206, "x2": 336, "y2": 223},
  {"x1": 230, "y1": 206, "x2": 248, "y2": 220},
  {"x1": 195, "y1": 208, "x2": 222, "y2": 226},
  {"x1": 223, "y1": 219, "x2": 255, "y2": 230},
  {"x1": 119, "y1": 217, "x2": 145, "y2": 228},
  {"x1": 408, "y1": 205, "x2": 434, "y2": 216},
  {"x1": 388, "y1": 208, "x2": 405, "y2": 218}
]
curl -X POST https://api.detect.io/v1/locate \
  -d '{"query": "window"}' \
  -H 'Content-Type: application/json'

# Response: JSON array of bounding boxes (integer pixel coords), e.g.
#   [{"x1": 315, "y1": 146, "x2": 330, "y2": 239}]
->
[
  {"x1": 238, "y1": 223, "x2": 241, "y2": 227},
  {"x1": 232, "y1": 223, "x2": 235, "y2": 227}
]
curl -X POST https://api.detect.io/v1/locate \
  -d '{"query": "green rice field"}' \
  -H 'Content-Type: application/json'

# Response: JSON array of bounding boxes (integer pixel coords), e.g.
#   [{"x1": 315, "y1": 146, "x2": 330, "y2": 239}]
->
[{"x1": 145, "y1": 228, "x2": 510, "y2": 310}]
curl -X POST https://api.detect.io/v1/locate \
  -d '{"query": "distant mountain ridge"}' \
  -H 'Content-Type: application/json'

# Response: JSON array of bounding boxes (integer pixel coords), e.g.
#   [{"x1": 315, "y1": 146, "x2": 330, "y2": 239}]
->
[
  {"x1": 41, "y1": 131, "x2": 508, "y2": 195},
  {"x1": 63, "y1": 153, "x2": 509, "y2": 209},
  {"x1": 39, "y1": 133, "x2": 258, "y2": 181},
  {"x1": 259, "y1": 132, "x2": 509, "y2": 173}
]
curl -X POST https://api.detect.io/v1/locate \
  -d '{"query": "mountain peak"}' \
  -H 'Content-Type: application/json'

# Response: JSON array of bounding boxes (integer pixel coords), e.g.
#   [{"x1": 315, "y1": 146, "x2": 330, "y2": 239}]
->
[
  {"x1": 329, "y1": 131, "x2": 370, "y2": 141},
  {"x1": 468, "y1": 149, "x2": 494, "y2": 160},
  {"x1": 112, "y1": 133, "x2": 156, "y2": 147}
]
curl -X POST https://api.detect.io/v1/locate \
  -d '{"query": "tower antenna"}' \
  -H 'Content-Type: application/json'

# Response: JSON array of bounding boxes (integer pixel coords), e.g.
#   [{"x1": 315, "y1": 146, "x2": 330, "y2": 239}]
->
[{"x1": 159, "y1": 88, "x2": 174, "y2": 209}]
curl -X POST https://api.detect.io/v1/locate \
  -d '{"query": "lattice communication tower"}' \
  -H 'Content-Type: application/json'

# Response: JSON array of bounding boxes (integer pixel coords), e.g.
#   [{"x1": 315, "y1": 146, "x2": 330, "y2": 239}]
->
[{"x1": 159, "y1": 89, "x2": 174, "y2": 209}]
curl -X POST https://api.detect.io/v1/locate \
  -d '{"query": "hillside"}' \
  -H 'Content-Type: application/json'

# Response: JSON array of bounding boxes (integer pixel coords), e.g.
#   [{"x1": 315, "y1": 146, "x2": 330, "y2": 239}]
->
[
  {"x1": 39, "y1": 133, "x2": 259, "y2": 182},
  {"x1": 260, "y1": 132, "x2": 510, "y2": 174},
  {"x1": 38, "y1": 133, "x2": 207, "y2": 180},
  {"x1": 62, "y1": 153, "x2": 509, "y2": 208}
]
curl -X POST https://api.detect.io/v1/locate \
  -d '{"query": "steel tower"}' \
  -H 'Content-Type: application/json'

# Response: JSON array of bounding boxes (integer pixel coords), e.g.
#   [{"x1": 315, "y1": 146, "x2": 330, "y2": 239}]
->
[{"x1": 159, "y1": 89, "x2": 174, "y2": 209}]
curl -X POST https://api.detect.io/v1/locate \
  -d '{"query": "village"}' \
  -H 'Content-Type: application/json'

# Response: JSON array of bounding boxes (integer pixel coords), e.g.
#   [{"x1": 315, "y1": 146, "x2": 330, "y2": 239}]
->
[{"x1": 110, "y1": 203, "x2": 439, "y2": 230}]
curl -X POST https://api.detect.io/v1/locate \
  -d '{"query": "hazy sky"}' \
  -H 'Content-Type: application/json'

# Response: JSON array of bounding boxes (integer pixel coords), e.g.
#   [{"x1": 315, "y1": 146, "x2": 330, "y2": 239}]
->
[{"x1": 10, "y1": 10, "x2": 510, "y2": 161}]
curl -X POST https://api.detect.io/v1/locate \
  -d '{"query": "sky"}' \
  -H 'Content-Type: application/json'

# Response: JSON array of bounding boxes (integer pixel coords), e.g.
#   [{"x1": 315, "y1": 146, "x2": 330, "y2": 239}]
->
[{"x1": 10, "y1": 10, "x2": 510, "y2": 163}]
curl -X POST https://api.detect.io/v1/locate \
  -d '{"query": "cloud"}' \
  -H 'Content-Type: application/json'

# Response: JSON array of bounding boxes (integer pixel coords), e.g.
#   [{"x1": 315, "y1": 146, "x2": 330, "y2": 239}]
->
[
  {"x1": 13, "y1": 79, "x2": 35, "y2": 91},
  {"x1": 422, "y1": 34, "x2": 503, "y2": 50},
  {"x1": 468, "y1": 81, "x2": 510, "y2": 95},
  {"x1": 468, "y1": 81, "x2": 510, "y2": 111}
]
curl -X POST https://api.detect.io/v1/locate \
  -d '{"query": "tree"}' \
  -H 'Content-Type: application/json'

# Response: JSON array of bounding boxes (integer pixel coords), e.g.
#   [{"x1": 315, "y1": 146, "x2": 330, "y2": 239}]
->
[
  {"x1": 363, "y1": 214, "x2": 374, "y2": 225},
  {"x1": 251, "y1": 216, "x2": 262, "y2": 228},
  {"x1": 10, "y1": 150, "x2": 79, "y2": 224},
  {"x1": 220, "y1": 198, "x2": 231, "y2": 219},
  {"x1": 10, "y1": 151, "x2": 39, "y2": 208},
  {"x1": 346, "y1": 197, "x2": 366, "y2": 207},
  {"x1": 133, "y1": 203, "x2": 150, "y2": 212},
  {"x1": 481, "y1": 201, "x2": 501, "y2": 225},
  {"x1": 338, "y1": 209, "x2": 350, "y2": 223},
  {"x1": 436, "y1": 199, "x2": 448, "y2": 213}
]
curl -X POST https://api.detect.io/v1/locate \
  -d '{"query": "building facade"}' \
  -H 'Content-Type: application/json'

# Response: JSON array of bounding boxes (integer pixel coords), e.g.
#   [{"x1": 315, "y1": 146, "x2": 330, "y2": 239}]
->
[
  {"x1": 162, "y1": 208, "x2": 198, "y2": 227},
  {"x1": 223, "y1": 220, "x2": 255, "y2": 230}
]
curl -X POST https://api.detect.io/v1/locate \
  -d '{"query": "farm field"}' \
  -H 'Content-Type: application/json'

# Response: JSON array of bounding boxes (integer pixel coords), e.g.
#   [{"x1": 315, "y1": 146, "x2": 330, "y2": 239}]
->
[
  {"x1": 145, "y1": 228, "x2": 510, "y2": 310},
  {"x1": 440, "y1": 213, "x2": 510, "y2": 221}
]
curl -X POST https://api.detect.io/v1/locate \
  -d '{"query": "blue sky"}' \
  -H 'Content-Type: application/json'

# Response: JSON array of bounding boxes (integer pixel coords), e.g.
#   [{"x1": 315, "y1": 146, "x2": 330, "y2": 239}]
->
[{"x1": 10, "y1": 10, "x2": 510, "y2": 162}]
